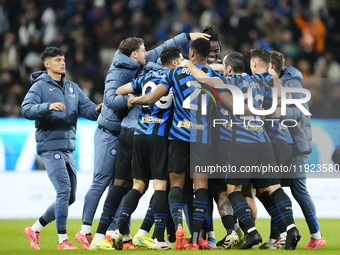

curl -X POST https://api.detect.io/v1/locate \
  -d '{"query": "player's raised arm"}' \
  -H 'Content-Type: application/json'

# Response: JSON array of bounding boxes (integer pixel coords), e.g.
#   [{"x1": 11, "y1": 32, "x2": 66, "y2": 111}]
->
[
  {"x1": 180, "y1": 59, "x2": 223, "y2": 87},
  {"x1": 208, "y1": 63, "x2": 224, "y2": 72},
  {"x1": 219, "y1": 90, "x2": 263, "y2": 117},
  {"x1": 116, "y1": 82, "x2": 135, "y2": 95},
  {"x1": 128, "y1": 84, "x2": 168, "y2": 108}
]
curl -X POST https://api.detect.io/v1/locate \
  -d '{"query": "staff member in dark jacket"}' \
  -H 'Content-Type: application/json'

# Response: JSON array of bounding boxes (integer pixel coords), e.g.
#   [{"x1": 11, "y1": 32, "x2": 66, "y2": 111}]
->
[
  {"x1": 270, "y1": 51, "x2": 325, "y2": 249},
  {"x1": 21, "y1": 47, "x2": 102, "y2": 250}
]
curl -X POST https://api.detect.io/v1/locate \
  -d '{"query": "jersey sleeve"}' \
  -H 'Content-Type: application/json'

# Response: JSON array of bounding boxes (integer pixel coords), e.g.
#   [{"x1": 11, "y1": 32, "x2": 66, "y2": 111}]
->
[
  {"x1": 160, "y1": 69, "x2": 173, "y2": 89},
  {"x1": 131, "y1": 76, "x2": 144, "y2": 94}
]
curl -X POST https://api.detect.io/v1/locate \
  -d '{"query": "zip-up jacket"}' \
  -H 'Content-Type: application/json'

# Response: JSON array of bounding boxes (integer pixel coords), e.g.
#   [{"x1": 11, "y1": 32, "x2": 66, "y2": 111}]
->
[
  {"x1": 21, "y1": 71, "x2": 99, "y2": 154},
  {"x1": 280, "y1": 66, "x2": 312, "y2": 156}
]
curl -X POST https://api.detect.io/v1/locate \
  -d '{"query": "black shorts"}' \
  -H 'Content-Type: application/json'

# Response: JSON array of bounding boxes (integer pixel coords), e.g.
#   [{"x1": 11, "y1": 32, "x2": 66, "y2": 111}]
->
[
  {"x1": 206, "y1": 139, "x2": 231, "y2": 179},
  {"x1": 225, "y1": 142, "x2": 280, "y2": 188},
  {"x1": 272, "y1": 141, "x2": 292, "y2": 187},
  {"x1": 190, "y1": 142, "x2": 212, "y2": 175},
  {"x1": 168, "y1": 140, "x2": 190, "y2": 173},
  {"x1": 132, "y1": 134, "x2": 168, "y2": 180},
  {"x1": 114, "y1": 128, "x2": 133, "y2": 181}
]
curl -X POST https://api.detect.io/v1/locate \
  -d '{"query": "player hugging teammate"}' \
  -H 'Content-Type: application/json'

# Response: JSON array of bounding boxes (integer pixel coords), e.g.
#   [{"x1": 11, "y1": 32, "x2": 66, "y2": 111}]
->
[{"x1": 23, "y1": 29, "x2": 324, "y2": 251}]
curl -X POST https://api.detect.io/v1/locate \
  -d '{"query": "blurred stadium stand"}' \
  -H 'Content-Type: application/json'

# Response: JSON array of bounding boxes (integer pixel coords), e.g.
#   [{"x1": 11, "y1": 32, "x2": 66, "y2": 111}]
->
[{"x1": 0, "y1": 0, "x2": 340, "y2": 117}]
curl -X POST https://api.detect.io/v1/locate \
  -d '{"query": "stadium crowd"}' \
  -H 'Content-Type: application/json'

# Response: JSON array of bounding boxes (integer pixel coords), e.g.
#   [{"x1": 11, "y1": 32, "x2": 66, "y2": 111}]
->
[{"x1": 1, "y1": 0, "x2": 340, "y2": 118}]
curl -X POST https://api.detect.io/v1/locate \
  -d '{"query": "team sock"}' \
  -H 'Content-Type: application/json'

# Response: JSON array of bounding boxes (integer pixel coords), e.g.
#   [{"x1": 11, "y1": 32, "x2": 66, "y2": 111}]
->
[
  {"x1": 153, "y1": 190, "x2": 168, "y2": 241},
  {"x1": 192, "y1": 188, "x2": 209, "y2": 243},
  {"x1": 258, "y1": 191, "x2": 286, "y2": 239},
  {"x1": 168, "y1": 186, "x2": 184, "y2": 229},
  {"x1": 140, "y1": 194, "x2": 154, "y2": 233},
  {"x1": 96, "y1": 185, "x2": 129, "y2": 235},
  {"x1": 270, "y1": 188, "x2": 295, "y2": 228},
  {"x1": 117, "y1": 189, "x2": 141, "y2": 233},
  {"x1": 229, "y1": 191, "x2": 256, "y2": 235},
  {"x1": 167, "y1": 212, "x2": 176, "y2": 242},
  {"x1": 222, "y1": 215, "x2": 235, "y2": 235}
]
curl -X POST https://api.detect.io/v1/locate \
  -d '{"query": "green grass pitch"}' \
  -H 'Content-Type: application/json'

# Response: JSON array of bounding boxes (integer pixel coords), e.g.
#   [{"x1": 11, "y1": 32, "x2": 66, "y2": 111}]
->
[{"x1": 0, "y1": 219, "x2": 339, "y2": 254}]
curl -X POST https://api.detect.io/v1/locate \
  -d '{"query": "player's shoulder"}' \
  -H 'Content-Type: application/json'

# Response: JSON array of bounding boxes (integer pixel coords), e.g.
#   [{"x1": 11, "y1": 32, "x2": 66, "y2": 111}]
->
[{"x1": 252, "y1": 72, "x2": 272, "y2": 81}]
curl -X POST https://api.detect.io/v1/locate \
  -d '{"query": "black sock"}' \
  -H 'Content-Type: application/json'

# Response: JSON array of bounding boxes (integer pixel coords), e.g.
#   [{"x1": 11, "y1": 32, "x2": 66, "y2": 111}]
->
[
  {"x1": 168, "y1": 186, "x2": 183, "y2": 229},
  {"x1": 117, "y1": 189, "x2": 141, "y2": 233},
  {"x1": 222, "y1": 215, "x2": 235, "y2": 235},
  {"x1": 140, "y1": 195, "x2": 154, "y2": 232},
  {"x1": 96, "y1": 185, "x2": 129, "y2": 235},
  {"x1": 167, "y1": 211, "x2": 176, "y2": 243},
  {"x1": 257, "y1": 191, "x2": 286, "y2": 239},
  {"x1": 271, "y1": 188, "x2": 295, "y2": 227},
  {"x1": 229, "y1": 191, "x2": 255, "y2": 235},
  {"x1": 252, "y1": 216, "x2": 256, "y2": 227},
  {"x1": 39, "y1": 216, "x2": 48, "y2": 227},
  {"x1": 208, "y1": 218, "x2": 214, "y2": 232},
  {"x1": 271, "y1": 223, "x2": 280, "y2": 239},
  {"x1": 233, "y1": 213, "x2": 237, "y2": 224},
  {"x1": 153, "y1": 190, "x2": 168, "y2": 242},
  {"x1": 192, "y1": 188, "x2": 209, "y2": 243}
]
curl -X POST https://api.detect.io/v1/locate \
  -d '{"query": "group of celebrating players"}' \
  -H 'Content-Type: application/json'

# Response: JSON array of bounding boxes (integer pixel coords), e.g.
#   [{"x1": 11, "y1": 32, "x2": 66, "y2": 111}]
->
[{"x1": 22, "y1": 27, "x2": 325, "y2": 251}]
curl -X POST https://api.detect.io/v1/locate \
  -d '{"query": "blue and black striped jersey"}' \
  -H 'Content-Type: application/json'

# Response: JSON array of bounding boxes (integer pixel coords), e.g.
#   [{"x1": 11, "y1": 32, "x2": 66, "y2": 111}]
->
[
  {"x1": 219, "y1": 73, "x2": 272, "y2": 145},
  {"x1": 213, "y1": 88, "x2": 233, "y2": 142},
  {"x1": 160, "y1": 65, "x2": 220, "y2": 143},
  {"x1": 131, "y1": 69, "x2": 173, "y2": 137},
  {"x1": 251, "y1": 73, "x2": 293, "y2": 144}
]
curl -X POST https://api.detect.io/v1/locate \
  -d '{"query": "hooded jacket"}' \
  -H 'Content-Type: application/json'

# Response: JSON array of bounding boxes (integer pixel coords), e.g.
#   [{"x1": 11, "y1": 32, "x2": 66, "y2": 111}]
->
[
  {"x1": 280, "y1": 66, "x2": 312, "y2": 156},
  {"x1": 97, "y1": 32, "x2": 190, "y2": 132},
  {"x1": 21, "y1": 71, "x2": 99, "y2": 154}
]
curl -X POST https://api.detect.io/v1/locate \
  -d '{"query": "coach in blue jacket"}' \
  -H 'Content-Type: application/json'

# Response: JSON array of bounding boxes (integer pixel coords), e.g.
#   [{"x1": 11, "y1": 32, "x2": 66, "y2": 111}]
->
[
  {"x1": 270, "y1": 51, "x2": 325, "y2": 249},
  {"x1": 21, "y1": 47, "x2": 102, "y2": 250}
]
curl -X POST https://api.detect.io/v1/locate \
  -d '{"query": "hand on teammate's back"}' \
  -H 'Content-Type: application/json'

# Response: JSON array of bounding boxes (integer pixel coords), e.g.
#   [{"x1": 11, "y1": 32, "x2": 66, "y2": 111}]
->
[
  {"x1": 49, "y1": 102, "x2": 65, "y2": 111},
  {"x1": 127, "y1": 94, "x2": 135, "y2": 109}
]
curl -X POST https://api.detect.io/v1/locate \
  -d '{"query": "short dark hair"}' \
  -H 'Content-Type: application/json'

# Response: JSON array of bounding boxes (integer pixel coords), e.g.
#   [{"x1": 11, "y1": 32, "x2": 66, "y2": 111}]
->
[
  {"x1": 160, "y1": 46, "x2": 182, "y2": 67},
  {"x1": 118, "y1": 37, "x2": 144, "y2": 57},
  {"x1": 41, "y1": 47, "x2": 64, "y2": 62},
  {"x1": 203, "y1": 26, "x2": 221, "y2": 49},
  {"x1": 270, "y1": 51, "x2": 285, "y2": 72},
  {"x1": 191, "y1": 38, "x2": 211, "y2": 59},
  {"x1": 249, "y1": 48, "x2": 271, "y2": 65},
  {"x1": 224, "y1": 51, "x2": 245, "y2": 73},
  {"x1": 203, "y1": 26, "x2": 219, "y2": 42}
]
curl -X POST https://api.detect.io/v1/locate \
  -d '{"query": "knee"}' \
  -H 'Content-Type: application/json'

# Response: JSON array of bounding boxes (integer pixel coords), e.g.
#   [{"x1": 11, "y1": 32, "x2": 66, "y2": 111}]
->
[
  {"x1": 133, "y1": 179, "x2": 148, "y2": 195},
  {"x1": 57, "y1": 186, "x2": 72, "y2": 200},
  {"x1": 114, "y1": 179, "x2": 132, "y2": 189},
  {"x1": 91, "y1": 176, "x2": 111, "y2": 190}
]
